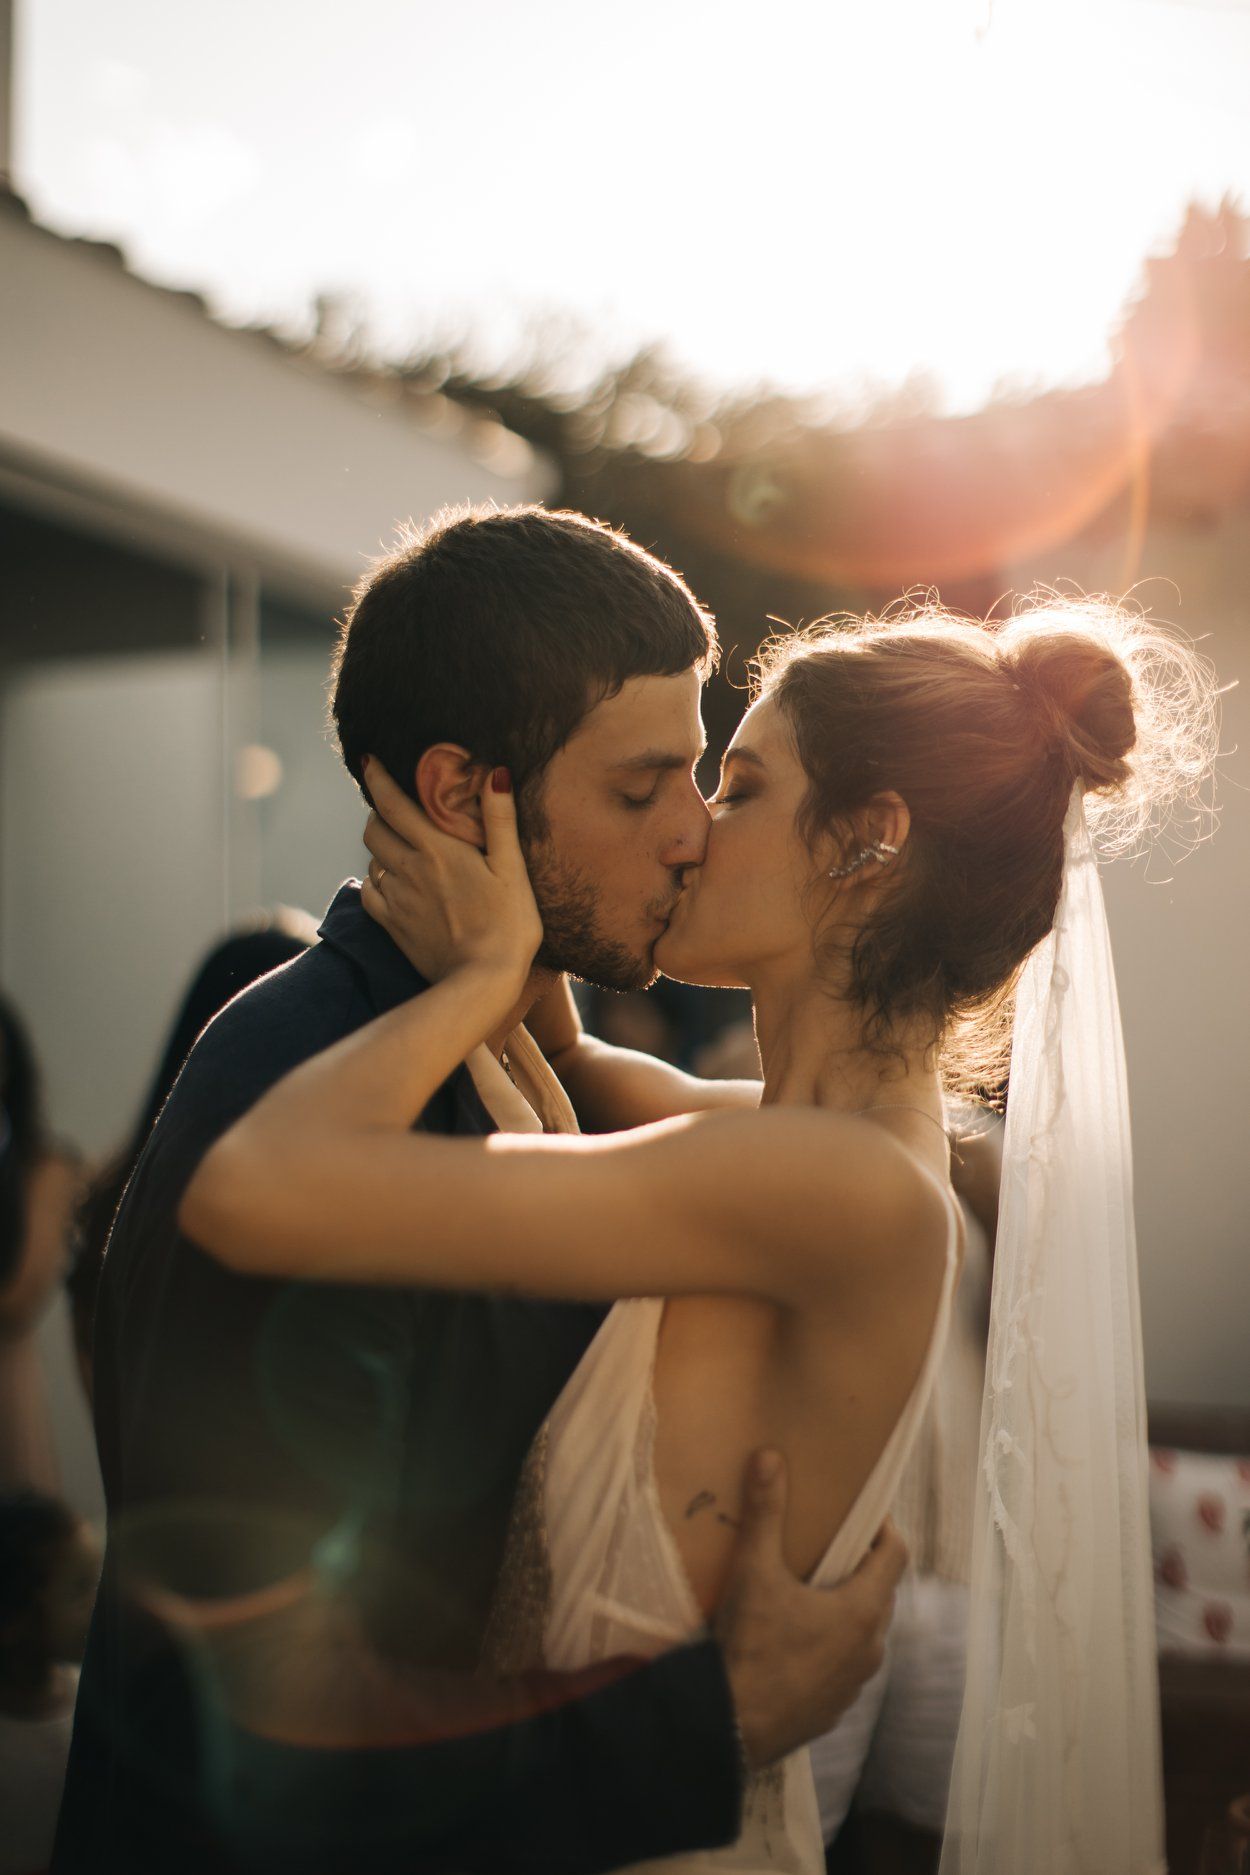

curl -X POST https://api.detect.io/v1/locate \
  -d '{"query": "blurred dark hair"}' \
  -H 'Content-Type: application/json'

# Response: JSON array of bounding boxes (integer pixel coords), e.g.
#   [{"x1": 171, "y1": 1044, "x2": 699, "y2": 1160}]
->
[
  {"x1": 69, "y1": 913, "x2": 315, "y2": 1384},
  {"x1": 0, "y1": 994, "x2": 49, "y2": 1288},
  {"x1": 330, "y1": 504, "x2": 718, "y2": 832},
  {"x1": 0, "y1": 1489, "x2": 77, "y2": 1686}
]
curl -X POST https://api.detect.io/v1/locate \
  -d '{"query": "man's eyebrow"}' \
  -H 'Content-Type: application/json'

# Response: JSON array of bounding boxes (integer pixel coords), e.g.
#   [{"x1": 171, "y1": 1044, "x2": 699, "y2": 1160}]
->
[{"x1": 610, "y1": 741, "x2": 708, "y2": 774}]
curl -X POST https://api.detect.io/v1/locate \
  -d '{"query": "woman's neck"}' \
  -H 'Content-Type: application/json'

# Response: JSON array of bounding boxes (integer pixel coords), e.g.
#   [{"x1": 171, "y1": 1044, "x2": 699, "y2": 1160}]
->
[{"x1": 751, "y1": 968, "x2": 941, "y2": 1120}]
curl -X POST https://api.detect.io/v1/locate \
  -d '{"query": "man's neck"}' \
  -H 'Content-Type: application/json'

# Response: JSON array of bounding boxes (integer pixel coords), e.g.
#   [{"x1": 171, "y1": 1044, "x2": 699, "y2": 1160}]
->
[{"x1": 484, "y1": 964, "x2": 560, "y2": 1060}]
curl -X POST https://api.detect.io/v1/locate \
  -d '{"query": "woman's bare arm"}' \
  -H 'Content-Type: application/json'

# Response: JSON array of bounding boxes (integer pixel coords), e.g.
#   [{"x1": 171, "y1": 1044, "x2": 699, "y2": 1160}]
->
[
  {"x1": 181, "y1": 772, "x2": 944, "y2": 1313},
  {"x1": 180, "y1": 957, "x2": 945, "y2": 1316},
  {"x1": 526, "y1": 978, "x2": 762, "y2": 1131},
  {"x1": 528, "y1": 986, "x2": 997, "y2": 1231}
]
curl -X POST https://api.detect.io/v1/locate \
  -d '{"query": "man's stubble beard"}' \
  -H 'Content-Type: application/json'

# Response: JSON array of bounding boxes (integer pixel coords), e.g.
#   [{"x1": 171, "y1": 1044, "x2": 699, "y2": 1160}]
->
[{"x1": 521, "y1": 829, "x2": 660, "y2": 994}]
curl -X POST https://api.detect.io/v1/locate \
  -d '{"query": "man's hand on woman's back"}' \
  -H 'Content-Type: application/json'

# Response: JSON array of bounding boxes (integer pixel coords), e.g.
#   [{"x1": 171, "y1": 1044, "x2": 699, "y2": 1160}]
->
[{"x1": 716, "y1": 1449, "x2": 906, "y2": 1770}]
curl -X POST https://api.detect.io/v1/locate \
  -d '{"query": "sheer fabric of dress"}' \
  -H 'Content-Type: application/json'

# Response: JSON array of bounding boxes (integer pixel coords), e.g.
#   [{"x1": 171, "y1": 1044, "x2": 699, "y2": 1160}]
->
[
  {"x1": 483, "y1": 1183, "x2": 961, "y2": 1875},
  {"x1": 940, "y1": 790, "x2": 1165, "y2": 1875}
]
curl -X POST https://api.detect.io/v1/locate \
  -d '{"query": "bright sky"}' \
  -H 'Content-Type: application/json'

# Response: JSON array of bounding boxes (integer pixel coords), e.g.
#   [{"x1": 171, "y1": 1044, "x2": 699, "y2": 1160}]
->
[{"x1": 16, "y1": 0, "x2": 1250, "y2": 413}]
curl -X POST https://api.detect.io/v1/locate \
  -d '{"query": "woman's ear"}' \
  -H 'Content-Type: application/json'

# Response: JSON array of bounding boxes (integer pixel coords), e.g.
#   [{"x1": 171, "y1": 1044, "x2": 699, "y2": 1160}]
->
[
  {"x1": 413, "y1": 744, "x2": 492, "y2": 846},
  {"x1": 864, "y1": 790, "x2": 911, "y2": 857},
  {"x1": 820, "y1": 790, "x2": 912, "y2": 883}
]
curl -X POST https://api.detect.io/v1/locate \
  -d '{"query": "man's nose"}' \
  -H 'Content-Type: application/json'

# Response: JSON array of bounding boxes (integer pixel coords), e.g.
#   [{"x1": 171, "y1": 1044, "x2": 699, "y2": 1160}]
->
[{"x1": 661, "y1": 789, "x2": 712, "y2": 871}]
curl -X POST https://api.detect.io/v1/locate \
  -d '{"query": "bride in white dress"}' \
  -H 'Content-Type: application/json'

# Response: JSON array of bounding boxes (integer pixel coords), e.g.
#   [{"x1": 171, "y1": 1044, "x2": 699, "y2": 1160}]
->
[{"x1": 183, "y1": 598, "x2": 1214, "y2": 1874}]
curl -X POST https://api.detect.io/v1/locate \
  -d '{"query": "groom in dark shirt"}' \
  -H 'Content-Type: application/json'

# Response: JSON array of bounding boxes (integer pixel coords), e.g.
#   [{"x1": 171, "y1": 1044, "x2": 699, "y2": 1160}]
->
[{"x1": 54, "y1": 506, "x2": 904, "y2": 1875}]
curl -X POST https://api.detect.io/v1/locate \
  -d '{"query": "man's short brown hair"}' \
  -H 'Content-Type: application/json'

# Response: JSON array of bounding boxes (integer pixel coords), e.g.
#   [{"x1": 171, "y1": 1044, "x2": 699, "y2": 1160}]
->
[{"x1": 331, "y1": 505, "x2": 718, "y2": 810}]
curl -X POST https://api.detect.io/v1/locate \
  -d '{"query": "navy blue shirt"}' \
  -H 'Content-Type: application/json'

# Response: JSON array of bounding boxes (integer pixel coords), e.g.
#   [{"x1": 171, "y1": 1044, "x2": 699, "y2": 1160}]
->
[{"x1": 54, "y1": 885, "x2": 740, "y2": 1874}]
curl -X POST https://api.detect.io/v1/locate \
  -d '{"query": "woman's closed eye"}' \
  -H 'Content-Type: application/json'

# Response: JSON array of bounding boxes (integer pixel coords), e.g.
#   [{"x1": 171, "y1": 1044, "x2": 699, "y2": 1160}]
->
[{"x1": 709, "y1": 789, "x2": 750, "y2": 808}]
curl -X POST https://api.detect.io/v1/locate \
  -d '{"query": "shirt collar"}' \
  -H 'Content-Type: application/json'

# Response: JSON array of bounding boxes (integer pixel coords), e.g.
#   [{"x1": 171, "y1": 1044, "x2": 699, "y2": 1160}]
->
[
  {"x1": 316, "y1": 882, "x2": 574, "y2": 1141},
  {"x1": 317, "y1": 879, "x2": 430, "y2": 1017},
  {"x1": 316, "y1": 882, "x2": 497, "y2": 1138}
]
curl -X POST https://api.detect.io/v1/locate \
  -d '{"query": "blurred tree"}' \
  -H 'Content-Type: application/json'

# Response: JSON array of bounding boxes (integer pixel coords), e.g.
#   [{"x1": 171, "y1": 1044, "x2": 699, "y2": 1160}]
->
[{"x1": 327, "y1": 197, "x2": 1250, "y2": 762}]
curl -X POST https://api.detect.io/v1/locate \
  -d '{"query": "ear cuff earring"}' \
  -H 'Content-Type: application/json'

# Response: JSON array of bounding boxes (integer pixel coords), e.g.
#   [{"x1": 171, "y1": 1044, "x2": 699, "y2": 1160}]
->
[{"x1": 828, "y1": 840, "x2": 898, "y2": 879}]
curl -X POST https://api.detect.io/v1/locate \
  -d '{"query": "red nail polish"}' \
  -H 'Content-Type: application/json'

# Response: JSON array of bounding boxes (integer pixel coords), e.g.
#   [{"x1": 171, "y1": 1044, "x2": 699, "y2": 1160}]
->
[{"x1": 491, "y1": 767, "x2": 512, "y2": 794}]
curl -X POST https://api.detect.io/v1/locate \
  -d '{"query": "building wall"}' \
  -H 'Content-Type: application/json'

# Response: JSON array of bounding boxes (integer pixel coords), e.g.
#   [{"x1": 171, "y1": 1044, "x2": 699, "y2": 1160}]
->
[
  {"x1": 256, "y1": 641, "x2": 368, "y2": 918},
  {"x1": 1005, "y1": 511, "x2": 1250, "y2": 1407},
  {"x1": 0, "y1": 625, "x2": 373, "y2": 1523},
  {"x1": 0, "y1": 201, "x2": 552, "y2": 596},
  {"x1": 1, "y1": 649, "x2": 227, "y2": 1523},
  {"x1": 0, "y1": 650, "x2": 227, "y2": 1155}
]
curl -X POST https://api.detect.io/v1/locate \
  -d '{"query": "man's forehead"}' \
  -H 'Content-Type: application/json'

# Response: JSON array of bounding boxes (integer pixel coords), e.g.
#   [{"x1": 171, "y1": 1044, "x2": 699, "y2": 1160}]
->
[{"x1": 566, "y1": 670, "x2": 706, "y2": 766}]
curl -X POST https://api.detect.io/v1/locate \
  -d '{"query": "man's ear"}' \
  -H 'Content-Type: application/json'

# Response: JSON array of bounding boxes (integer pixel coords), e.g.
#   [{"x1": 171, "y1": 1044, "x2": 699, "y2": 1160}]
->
[{"x1": 414, "y1": 744, "x2": 491, "y2": 846}]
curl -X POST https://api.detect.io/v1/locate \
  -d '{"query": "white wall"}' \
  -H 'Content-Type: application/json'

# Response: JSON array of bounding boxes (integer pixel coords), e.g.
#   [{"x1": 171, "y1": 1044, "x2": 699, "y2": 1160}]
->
[
  {"x1": 255, "y1": 645, "x2": 369, "y2": 916},
  {"x1": 0, "y1": 202, "x2": 554, "y2": 597},
  {"x1": 0, "y1": 638, "x2": 377, "y2": 1520},
  {"x1": 1, "y1": 650, "x2": 228, "y2": 1520},
  {"x1": 1, "y1": 651, "x2": 227, "y2": 1155},
  {"x1": 0, "y1": 638, "x2": 383, "y2": 1154},
  {"x1": 1005, "y1": 516, "x2": 1250, "y2": 1406}
]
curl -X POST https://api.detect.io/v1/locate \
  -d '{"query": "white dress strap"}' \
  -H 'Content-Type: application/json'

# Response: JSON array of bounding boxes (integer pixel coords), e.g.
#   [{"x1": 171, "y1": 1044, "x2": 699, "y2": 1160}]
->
[{"x1": 809, "y1": 1169, "x2": 962, "y2": 1588}]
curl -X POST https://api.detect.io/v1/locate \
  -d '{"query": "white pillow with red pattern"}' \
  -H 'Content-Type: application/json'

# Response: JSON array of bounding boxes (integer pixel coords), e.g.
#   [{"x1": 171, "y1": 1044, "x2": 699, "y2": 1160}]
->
[{"x1": 1149, "y1": 1446, "x2": 1250, "y2": 1660}]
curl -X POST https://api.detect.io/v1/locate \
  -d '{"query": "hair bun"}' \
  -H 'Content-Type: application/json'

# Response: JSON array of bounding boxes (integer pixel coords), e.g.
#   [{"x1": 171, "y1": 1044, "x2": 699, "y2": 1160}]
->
[{"x1": 1001, "y1": 623, "x2": 1136, "y2": 792}]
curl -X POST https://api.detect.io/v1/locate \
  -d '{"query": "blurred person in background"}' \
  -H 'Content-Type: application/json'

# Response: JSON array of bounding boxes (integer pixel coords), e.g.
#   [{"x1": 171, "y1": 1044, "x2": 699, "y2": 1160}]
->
[
  {"x1": 0, "y1": 996, "x2": 82, "y2": 1495},
  {"x1": 68, "y1": 912, "x2": 317, "y2": 1403},
  {"x1": 0, "y1": 1491, "x2": 100, "y2": 1875}
]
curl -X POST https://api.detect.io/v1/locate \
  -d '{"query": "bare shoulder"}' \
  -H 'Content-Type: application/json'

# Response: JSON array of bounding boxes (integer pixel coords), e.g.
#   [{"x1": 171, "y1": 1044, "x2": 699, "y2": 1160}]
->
[{"x1": 672, "y1": 1104, "x2": 952, "y2": 1294}]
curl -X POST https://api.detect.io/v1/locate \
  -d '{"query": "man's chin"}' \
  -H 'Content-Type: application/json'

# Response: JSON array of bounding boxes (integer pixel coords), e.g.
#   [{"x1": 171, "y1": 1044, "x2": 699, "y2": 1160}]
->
[
  {"x1": 535, "y1": 936, "x2": 657, "y2": 995},
  {"x1": 526, "y1": 845, "x2": 658, "y2": 993}
]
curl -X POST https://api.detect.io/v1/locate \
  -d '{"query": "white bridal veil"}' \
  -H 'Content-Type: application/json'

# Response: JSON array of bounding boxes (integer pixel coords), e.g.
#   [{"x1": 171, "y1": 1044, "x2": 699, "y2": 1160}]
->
[{"x1": 940, "y1": 786, "x2": 1166, "y2": 1875}]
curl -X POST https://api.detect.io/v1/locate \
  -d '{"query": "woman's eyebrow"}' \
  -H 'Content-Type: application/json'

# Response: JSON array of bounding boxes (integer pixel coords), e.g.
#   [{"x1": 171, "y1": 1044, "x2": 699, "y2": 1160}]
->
[{"x1": 724, "y1": 745, "x2": 765, "y2": 769}]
